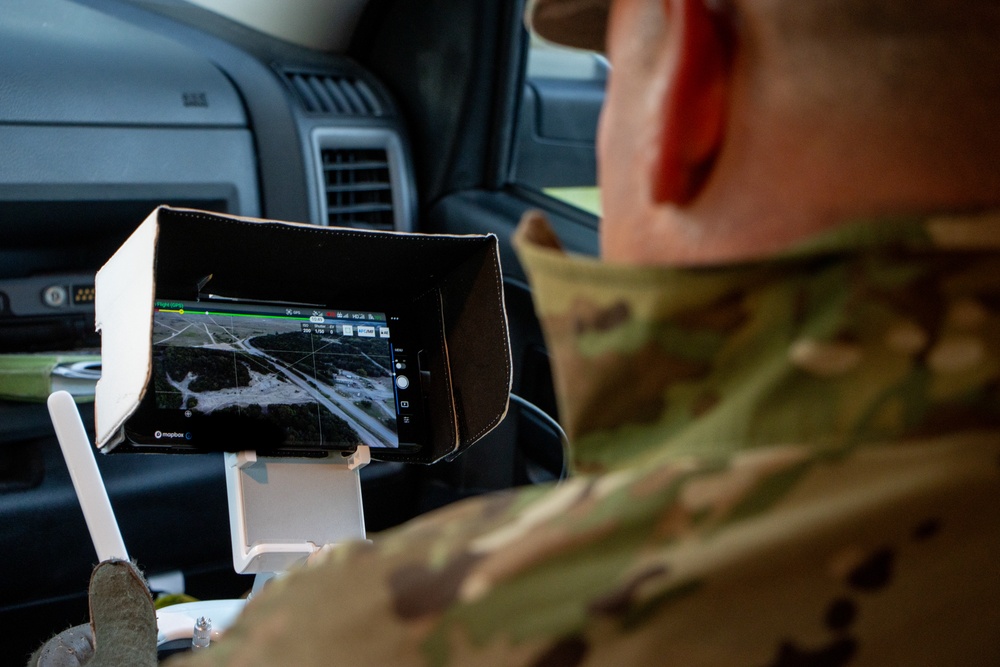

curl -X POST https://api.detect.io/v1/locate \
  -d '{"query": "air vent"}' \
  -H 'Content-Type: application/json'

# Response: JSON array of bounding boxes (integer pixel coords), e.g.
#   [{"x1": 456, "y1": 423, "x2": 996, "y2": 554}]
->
[
  {"x1": 321, "y1": 148, "x2": 394, "y2": 229},
  {"x1": 284, "y1": 71, "x2": 384, "y2": 116}
]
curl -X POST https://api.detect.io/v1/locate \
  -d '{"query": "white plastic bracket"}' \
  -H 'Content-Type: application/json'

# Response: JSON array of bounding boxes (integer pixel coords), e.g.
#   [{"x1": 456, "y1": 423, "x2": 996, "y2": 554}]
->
[
  {"x1": 346, "y1": 445, "x2": 371, "y2": 471},
  {"x1": 225, "y1": 446, "x2": 370, "y2": 575},
  {"x1": 234, "y1": 450, "x2": 257, "y2": 469}
]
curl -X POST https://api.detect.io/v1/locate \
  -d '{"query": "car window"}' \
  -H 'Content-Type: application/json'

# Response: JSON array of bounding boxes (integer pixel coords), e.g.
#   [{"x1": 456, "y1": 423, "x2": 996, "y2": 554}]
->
[{"x1": 510, "y1": 38, "x2": 606, "y2": 217}]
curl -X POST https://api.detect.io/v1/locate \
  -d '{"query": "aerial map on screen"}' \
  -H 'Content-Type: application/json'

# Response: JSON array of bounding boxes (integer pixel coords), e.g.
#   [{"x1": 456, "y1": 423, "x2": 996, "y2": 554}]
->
[{"x1": 150, "y1": 300, "x2": 399, "y2": 448}]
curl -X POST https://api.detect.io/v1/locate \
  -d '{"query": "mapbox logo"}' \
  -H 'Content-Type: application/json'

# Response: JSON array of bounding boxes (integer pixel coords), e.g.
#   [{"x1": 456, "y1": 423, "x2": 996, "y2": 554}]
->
[{"x1": 154, "y1": 431, "x2": 190, "y2": 440}]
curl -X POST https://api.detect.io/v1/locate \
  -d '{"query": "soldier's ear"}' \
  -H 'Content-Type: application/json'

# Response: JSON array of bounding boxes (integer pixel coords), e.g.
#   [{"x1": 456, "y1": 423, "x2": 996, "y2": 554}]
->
[{"x1": 651, "y1": 0, "x2": 734, "y2": 206}]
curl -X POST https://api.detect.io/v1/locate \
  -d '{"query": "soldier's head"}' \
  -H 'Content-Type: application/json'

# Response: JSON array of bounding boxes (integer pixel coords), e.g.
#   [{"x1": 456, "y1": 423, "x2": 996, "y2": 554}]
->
[{"x1": 529, "y1": 0, "x2": 1000, "y2": 264}]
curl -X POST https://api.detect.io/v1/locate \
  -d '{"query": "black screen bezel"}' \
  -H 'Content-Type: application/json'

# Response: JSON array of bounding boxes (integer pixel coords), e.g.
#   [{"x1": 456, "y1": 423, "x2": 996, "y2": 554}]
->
[{"x1": 122, "y1": 297, "x2": 424, "y2": 456}]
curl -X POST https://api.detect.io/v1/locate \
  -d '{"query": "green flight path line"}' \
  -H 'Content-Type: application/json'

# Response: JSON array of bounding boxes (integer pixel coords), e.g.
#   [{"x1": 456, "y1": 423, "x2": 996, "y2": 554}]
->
[{"x1": 156, "y1": 308, "x2": 308, "y2": 321}]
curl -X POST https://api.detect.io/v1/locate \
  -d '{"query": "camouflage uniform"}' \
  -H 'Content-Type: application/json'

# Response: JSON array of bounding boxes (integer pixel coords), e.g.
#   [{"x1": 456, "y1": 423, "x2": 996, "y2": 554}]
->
[{"x1": 165, "y1": 209, "x2": 1000, "y2": 666}]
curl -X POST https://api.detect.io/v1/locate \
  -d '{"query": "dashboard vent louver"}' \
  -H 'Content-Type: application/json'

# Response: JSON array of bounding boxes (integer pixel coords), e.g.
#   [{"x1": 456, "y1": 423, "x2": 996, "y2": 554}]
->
[
  {"x1": 321, "y1": 148, "x2": 395, "y2": 230},
  {"x1": 284, "y1": 71, "x2": 384, "y2": 116}
]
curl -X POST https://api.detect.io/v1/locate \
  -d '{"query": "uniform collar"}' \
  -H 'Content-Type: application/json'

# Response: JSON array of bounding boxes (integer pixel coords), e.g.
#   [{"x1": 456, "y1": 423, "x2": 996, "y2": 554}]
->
[{"x1": 514, "y1": 209, "x2": 1000, "y2": 474}]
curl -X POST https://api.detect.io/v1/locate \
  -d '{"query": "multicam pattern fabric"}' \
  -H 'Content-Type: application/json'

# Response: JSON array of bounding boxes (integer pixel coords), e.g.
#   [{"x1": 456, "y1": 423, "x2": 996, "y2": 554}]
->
[{"x1": 167, "y1": 210, "x2": 1000, "y2": 666}]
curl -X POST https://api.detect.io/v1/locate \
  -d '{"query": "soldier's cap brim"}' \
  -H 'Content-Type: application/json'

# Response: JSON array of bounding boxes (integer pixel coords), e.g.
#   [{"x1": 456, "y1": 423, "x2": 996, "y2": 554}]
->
[{"x1": 526, "y1": 0, "x2": 610, "y2": 52}]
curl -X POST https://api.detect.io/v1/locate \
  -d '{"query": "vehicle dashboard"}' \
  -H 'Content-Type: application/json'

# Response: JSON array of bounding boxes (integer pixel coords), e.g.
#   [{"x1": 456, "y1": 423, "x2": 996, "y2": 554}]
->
[{"x1": 1, "y1": 0, "x2": 583, "y2": 662}]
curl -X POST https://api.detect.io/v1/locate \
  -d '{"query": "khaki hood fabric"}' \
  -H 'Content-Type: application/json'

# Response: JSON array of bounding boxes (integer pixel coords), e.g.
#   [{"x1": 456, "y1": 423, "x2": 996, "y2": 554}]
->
[{"x1": 154, "y1": 210, "x2": 1000, "y2": 665}]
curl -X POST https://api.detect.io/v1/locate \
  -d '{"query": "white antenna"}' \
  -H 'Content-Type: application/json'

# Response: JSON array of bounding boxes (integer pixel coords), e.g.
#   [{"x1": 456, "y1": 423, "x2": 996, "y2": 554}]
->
[{"x1": 47, "y1": 391, "x2": 129, "y2": 562}]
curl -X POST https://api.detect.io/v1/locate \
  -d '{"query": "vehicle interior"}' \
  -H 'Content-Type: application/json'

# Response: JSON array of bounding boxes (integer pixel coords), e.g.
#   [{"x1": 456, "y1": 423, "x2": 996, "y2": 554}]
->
[{"x1": 0, "y1": 0, "x2": 604, "y2": 662}]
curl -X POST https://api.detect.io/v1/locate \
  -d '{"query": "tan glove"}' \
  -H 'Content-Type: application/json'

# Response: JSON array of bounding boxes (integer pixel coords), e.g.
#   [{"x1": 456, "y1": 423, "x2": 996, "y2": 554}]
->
[{"x1": 27, "y1": 559, "x2": 157, "y2": 667}]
